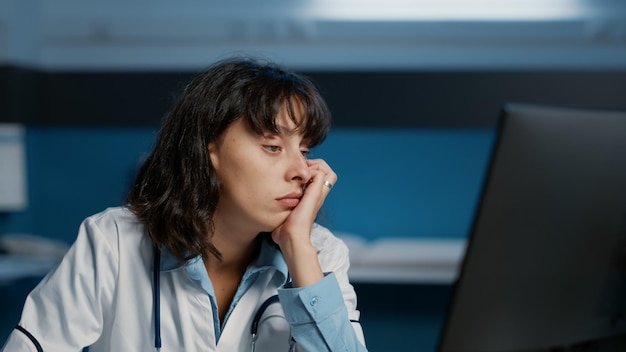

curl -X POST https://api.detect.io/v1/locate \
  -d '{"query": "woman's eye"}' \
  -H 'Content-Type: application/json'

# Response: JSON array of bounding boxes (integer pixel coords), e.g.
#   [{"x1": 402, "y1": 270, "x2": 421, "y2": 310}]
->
[
  {"x1": 301, "y1": 149, "x2": 311, "y2": 157},
  {"x1": 263, "y1": 145, "x2": 281, "y2": 153}
]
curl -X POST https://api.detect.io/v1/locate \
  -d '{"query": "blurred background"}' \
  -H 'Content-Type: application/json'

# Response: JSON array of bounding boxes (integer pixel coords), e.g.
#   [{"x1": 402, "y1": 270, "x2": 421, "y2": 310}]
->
[{"x1": 1, "y1": 0, "x2": 626, "y2": 350}]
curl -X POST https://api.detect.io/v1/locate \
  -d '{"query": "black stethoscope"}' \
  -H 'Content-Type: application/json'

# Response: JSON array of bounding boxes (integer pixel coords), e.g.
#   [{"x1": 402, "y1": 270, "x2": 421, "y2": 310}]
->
[{"x1": 152, "y1": 246, "x2": 295, "y2": 352}]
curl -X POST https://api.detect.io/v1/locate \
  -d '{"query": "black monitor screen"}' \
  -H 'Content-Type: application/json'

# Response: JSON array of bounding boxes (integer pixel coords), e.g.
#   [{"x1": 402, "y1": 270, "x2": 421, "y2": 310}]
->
[{"x1": 438, "y1": 104, "x2": 626, "y2": 351}]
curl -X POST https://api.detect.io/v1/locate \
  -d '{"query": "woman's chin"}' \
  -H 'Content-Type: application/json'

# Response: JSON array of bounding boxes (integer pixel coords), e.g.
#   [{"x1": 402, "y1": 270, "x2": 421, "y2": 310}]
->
[{"x1": 260, "y1": 214, "x2": 290, "y2": 233}]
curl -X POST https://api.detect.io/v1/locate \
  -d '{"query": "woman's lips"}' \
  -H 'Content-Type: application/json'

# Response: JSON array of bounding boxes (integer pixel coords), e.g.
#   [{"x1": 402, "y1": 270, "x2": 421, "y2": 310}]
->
[
  {"x1": 277, "y1": 197, "x2": 300, "y2": 207},
  {"x1": 277, "y1": 192, "x2": 302, "y2": 208}
]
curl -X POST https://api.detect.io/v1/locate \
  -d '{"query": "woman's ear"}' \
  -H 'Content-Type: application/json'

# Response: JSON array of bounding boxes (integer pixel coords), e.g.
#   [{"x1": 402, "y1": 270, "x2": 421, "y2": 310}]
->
[{"x1": 208, "y1": 143, "x2": 219, "y2": 170}]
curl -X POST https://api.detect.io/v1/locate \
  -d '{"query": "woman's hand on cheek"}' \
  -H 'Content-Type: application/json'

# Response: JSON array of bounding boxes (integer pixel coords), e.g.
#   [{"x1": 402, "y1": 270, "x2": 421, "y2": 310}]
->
[
  {"x1": 272, "y1": 159, "x2": 336, "y2": 247},
  {"x1": 271, "y1": 159, "x2": 337, "y2": 287}
]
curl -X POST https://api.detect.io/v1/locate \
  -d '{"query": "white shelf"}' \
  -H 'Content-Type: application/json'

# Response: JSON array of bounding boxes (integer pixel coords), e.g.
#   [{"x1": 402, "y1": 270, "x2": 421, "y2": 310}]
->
[
  {"x1": 343, "y1": 237, "x2": 467, "y2": 284},
  {"x1": 0, "y1": 124, "x2": 28, "y2": 211},
  {"x1": 0, "y1": 254, "x2": 59, "y2": 286}
]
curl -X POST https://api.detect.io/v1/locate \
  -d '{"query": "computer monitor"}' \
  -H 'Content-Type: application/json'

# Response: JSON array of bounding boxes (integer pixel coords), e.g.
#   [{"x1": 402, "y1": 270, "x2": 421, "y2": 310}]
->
[{"x1": 437, "y1": 104, "x2": 626, "y2": 351}]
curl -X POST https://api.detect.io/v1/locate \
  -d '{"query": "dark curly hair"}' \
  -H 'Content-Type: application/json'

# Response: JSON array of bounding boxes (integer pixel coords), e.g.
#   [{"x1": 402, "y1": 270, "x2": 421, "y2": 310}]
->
[{"x1": 127, "y1": 57, "x2": 331, "y2": 263}]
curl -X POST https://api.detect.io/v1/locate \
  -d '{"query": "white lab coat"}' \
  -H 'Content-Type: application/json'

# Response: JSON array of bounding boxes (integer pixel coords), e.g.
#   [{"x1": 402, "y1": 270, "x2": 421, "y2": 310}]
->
[{"x1": 1, "y1": 207, "x2": 366, "y2": 351}]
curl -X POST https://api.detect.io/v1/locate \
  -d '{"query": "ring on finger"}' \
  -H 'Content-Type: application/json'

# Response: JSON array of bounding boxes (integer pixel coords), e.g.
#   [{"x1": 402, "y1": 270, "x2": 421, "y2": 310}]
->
[{"x1": 323, "y1": 180, "x2": 333, "y2": 190}]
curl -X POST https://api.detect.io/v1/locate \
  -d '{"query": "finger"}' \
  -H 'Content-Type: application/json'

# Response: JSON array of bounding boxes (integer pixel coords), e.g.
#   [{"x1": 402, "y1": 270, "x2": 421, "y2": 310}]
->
[
  {"x1": 306, "y1": 158, "x2": 331, "y2": 173},
  {"x1": 306, "y1": 159, "x2": 338, "y2": 189},
  {"x1": 305, "y1": 169, "x2": 337, "y2": 210},
  {"x1": 307, "y1": 169, "x2": 336, "y2": 199}
]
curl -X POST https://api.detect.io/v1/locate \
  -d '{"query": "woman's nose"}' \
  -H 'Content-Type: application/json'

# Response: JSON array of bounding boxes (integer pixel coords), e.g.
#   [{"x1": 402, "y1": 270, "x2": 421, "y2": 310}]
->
[{"x1": 287, "y1": 152, "x2": 311, "y2": 183}]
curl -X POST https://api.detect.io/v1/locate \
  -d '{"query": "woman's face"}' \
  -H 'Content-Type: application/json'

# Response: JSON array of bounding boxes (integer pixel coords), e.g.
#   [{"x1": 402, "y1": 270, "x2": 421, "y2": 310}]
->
[{"x1": 209, "y1": 104, "x2": 313, "y2": 236}]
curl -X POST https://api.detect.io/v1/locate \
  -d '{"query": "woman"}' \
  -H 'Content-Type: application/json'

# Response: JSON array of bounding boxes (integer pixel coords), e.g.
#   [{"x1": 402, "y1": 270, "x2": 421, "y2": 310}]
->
[{"x1": 1, "y1": 57, "x2": 367, "y2": 351}]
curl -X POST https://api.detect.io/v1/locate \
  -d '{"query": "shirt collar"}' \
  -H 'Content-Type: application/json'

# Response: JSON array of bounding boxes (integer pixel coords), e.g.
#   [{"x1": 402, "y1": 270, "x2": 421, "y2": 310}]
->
[
  {"x1": 247, "y1": 234, "x2": 289, "y2": 284},
  {"x1": 158, "y1": 234, "x2": 289, "y2": 284}
]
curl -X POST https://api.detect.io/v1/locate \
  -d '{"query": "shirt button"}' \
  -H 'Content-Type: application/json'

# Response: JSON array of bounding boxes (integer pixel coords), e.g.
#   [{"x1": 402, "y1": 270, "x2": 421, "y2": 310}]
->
[{"x1": 310, "y1": 297, "x2": 318, "y2": 306}]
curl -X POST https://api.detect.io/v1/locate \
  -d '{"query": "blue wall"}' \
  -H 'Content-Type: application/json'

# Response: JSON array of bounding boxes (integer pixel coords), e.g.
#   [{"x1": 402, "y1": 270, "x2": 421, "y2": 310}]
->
[
  {"x1": 317, "y1": 128, "x2": 495, "y2": 240},
  {"x1": 0, "y1": 127, "x2": 157, "y2": 242},
  {"x1": 0, "y1": 127, "x2": 495, "y2": 351},
  {"x1": 0, "y1": 127, "x2": 494, "y2": 242}
]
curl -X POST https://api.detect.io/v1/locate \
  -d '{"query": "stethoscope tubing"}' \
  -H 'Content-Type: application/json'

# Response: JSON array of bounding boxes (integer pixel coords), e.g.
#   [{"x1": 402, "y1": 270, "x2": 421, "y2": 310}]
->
[
  {"x1": 250, "y1": 295, "x2": 279, "y2": 351},
  {"x1": 152, "y1": 245, "x2": 289, "y2": 352},
  {"x1": 153, "y1": 246, "x2": 162, "y2": 351}
]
